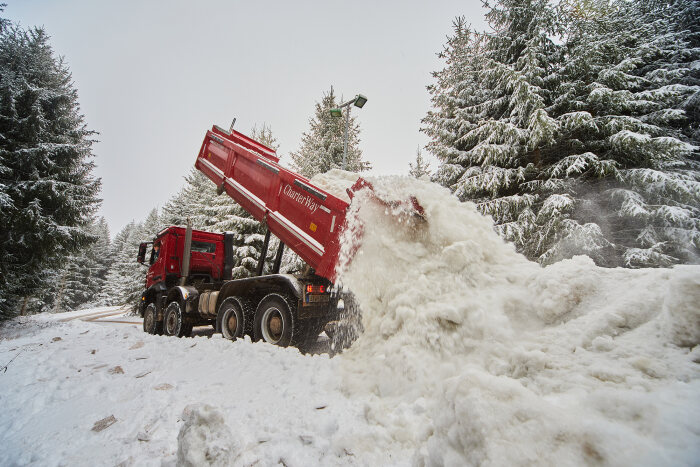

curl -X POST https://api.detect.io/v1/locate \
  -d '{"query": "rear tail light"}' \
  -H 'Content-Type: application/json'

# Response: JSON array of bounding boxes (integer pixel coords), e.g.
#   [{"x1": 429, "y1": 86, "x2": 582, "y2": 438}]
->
[{"x1": 306, "y1": 284, "x2": 325, "y2": 294}]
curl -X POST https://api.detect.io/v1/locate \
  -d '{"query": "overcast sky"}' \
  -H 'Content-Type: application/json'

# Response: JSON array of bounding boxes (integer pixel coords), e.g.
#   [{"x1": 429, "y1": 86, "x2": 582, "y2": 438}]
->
[{"x1": 6, "y1": 0, "x2": 487, "y2": 236}]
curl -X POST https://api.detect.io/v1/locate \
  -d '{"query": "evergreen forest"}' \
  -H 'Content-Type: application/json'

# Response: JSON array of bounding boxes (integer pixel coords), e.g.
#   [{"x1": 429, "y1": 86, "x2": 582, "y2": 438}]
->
[
  {"x1": 0, "y1": 0, "x2": 697, "y2": 318},
  {"x1": 424, "y1": 0, "x2": 699, "y2": 267}
]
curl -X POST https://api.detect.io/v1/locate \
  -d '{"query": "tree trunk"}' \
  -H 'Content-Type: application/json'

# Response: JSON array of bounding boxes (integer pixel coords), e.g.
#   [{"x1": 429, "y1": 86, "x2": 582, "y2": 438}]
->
[
  {"x1": 53, "y1": 273, "x2": 67, "y2": 313},
  {"x1": 19, "y1": 297, "x2": 29, "y2": 316}
]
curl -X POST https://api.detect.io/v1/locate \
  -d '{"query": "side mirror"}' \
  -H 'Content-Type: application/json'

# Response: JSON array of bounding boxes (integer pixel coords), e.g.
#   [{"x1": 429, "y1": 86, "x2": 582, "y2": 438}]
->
[{"x1": 137, "y1": 242, "x2": 148, "y2": 263}]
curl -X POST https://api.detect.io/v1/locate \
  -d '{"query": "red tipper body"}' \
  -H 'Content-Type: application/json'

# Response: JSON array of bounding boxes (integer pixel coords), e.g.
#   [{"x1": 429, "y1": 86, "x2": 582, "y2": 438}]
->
[{"x1": 195, "y1": 125, "x2": 349, "y2": 282}]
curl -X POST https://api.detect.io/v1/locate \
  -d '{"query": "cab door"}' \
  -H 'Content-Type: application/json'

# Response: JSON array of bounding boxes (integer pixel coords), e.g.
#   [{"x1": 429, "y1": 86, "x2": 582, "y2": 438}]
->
[
  {"x1": 145, "y1": 236, "x2": 167, "y2": 287},
  {"x1": 188, "y1": 239, "x2": 219, "y2": 280}
]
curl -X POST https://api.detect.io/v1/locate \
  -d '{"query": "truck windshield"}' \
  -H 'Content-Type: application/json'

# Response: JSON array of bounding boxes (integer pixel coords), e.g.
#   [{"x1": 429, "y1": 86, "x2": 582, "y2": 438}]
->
[{"x1": 191, "y1": 241, "x2": 216, "y2": 253}]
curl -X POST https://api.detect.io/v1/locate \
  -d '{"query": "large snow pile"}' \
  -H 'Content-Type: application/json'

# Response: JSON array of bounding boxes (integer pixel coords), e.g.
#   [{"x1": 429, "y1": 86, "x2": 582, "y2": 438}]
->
[
  {"x1": 1, "y1": 173, "x2": 697, "y2": 466},
  {"x1": 311, "y1": 168, "x2": 359, "y2": 203},
  {"x1": 330, "y1": 174, "x2": 700, "y2": 465}
]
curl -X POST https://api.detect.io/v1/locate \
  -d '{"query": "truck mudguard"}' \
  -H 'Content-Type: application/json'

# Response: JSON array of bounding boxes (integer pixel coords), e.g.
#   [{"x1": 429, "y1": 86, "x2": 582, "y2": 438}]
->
[
  {"x1": 167, "y1": 285, "x2": 199, "y2": 314},
  {"x1": 215, "y1": 274, "x2": 304, "y2": 312}
]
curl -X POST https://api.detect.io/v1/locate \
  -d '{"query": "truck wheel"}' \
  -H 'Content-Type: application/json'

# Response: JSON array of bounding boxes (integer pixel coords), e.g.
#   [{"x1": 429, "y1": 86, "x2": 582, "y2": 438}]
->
[
  {"x1": 296, "y1": 319, "x2": 326, "y2": 353},
  {"x1": 143, "y1": 303, "x2": 162, "y2": 335},
  {"x1": 302, "y1": 318, "x2": 324, "y2": 342},
  {"x1": 254, "y1": 294, "x2": 297, "y2": 347},
  {"x1": 217, "y1": 297, "x2": 252, "y2": 340},
  {"x1": 163, "y1": 301, "x2": 191, "y2": 337}
]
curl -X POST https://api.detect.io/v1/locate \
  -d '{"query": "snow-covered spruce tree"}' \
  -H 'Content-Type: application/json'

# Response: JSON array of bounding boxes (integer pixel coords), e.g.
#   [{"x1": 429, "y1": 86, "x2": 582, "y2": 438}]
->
[
  {"x1": 162, "y1": 168, "x2": 276, "y2": 279},
  {"x1": 100, "y1": 209, "x2": 164, "y2": 309},
  {"x1": 203, "y1": 177, "x2": 274, "y2": 279},
  {"x1": 548, "y1": 0, "x2": 700, "y2": 266},
  {"x1": 0, "y1": 23, "x2": 101, "y2": 318},
  {"x1": 409, "y1": 147, "x2": 432, "y2": 178},
  {"x1": 42, "y1": 217, "x2": 112, "y2": 313},
  {"x1": 90, "y1": 217, "x2": 113, "y2": 288},
  {"x1": 290, "y1": 87, "x2": 371, "y2": 178},
  {"x1": 161, "y1": 168, "x2": 217, "y2": 229},
  {"x1": 96, "y1": 221, "x2": 134, "y2": 306},
  {"x1": 424, "y1": 3, "x2": 566, "y2": 263},
  {"x1": 250, "y1": 122, "x2": 280, "y2": 151},
  {"x1": 101, "y1": 222, "x2": 141, "y2": 308},
  {"x1": 425, "y1": 0, "x2": 699, "y2": 267}
]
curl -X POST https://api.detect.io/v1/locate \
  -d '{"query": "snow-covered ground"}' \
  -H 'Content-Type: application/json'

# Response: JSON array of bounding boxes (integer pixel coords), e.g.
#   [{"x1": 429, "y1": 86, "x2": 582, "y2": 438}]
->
[
  {"x1": 1, "y1": 174, "x2": 698, "y2": 466},
  {"x1": 0, "y1": 308, "x2": 362, "y2": 466}
]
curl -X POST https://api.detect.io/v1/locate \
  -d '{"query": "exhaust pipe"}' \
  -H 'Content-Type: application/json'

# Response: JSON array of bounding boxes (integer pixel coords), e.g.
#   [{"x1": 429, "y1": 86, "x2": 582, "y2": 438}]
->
[{"x1": 180, "y1": 219, "x2": 193, "y2": 286}]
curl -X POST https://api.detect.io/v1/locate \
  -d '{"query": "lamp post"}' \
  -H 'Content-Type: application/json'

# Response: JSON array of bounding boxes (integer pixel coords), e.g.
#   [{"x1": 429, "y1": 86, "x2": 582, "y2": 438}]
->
[{"x1": 330, "y1": 94, "x2": 367, "y2": 170}]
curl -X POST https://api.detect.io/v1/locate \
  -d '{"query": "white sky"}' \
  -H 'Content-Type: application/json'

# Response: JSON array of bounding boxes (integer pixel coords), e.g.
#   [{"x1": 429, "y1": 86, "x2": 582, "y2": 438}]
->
[{"x1": 6, "y1": 0, "x2": 487, "y2": 236}]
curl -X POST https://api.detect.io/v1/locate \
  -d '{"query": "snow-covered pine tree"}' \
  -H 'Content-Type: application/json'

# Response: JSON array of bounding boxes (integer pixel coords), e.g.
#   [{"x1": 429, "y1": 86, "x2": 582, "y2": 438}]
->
[
  {"x1": 0, "y1": 22, "x2": 101, "y2": 318},
  {"x1": 97, "y1": 221, "x2": 134, "y2": 306},
  {"x1": 100, "y1": 209, "x2": 163, "y2": 309},
  {"x1": 101, "y1": 222, "x2": 142, "y2": 308},
  {"x1": 290, "y1": 87, "x2": 371, "y2": 177},
  {"x1": 203, "y1": 178, "x2": 273, "y2": 279},
  {"x1": 43, "y1": 217, "x2": 112, "y2": 313},
  {"x1": 91, "y1": 217, "x2": 113, "y2": 290},
  {"x1": 424, "y1": 3, "x2": 563, "y2": 262},
  {"x1": 0, "y1": 7, "x2": 8, "y2": 34},
  {"x1": 425, "y1": 0, "x2": 699, "y2": 267},
  {"x1": 46, "y1": 249, "x2": 96, "y2": 313},
  {"x1": 162, "y1": 168, "x2": 275, "y2": 279},
  {"x1": 250, "y1": 123, "x2": 280, "y2": 151},
  {"x1": 161, "y1": 169, "x2": 217, "y2": 229},
  {"x1": 548, "y1": 0, "x2": 700, "y2": 266},
  {"x1": 409, "y1": 147, "x2": 432, "y2": 178}
]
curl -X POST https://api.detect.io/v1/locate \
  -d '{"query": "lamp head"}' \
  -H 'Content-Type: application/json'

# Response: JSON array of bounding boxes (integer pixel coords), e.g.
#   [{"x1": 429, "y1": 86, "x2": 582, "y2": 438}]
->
[{"x1": 353, "y1": 94, "x2": 367, "y2": 108}]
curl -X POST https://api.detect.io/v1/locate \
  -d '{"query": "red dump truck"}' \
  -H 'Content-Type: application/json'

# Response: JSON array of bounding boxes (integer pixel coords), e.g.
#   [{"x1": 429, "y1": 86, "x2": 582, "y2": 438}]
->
[
  {"x1": 137, "y1": 124, "x2": 422, "y2": 348},
  {"x1": 137, "y1": 126, "x2": 351, "y2": 348}
]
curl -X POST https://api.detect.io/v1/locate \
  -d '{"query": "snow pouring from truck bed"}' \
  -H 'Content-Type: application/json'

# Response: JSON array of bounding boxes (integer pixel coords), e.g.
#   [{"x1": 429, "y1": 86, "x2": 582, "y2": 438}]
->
[{"x1": 319, "y1": 171, "x2": 700, "y2": 466}]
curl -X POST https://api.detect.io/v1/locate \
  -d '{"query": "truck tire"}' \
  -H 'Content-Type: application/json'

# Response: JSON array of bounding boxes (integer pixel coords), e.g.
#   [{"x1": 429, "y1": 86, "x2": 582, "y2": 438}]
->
[
  {"x1": 217, "y1": 296, "x2": 253, "y2": 340},
  {"x1": 254, "y1": 293, "x2": 297, "y2": 347},
  {"x1": 143, "y1": 303, "x2": 162, "y2": 335},
  {"x1": 296, "y1": 318, "x2": 326, "y2": 353},
  {"x1": 301, "y1": 318, "x2": 323, "y2": 341},
  {"x1": 163, "y1": 301, "x2": 192, "y2": 338}
]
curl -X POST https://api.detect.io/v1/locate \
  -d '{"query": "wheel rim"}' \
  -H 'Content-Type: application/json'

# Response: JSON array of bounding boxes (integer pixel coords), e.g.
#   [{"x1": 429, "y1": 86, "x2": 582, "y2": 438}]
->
[
  {"x1": 222, "y1": 308, "x2": 238, "y2": 339},
  {"x1": 144, "y1": 308, "x2": 154, "y2": 331},
  {"x1": 166, "y1": 309, "x2": 177, "y2": 334},
  {"x1": 261, "y1": 307, "x2": 284, "y2": 344}
]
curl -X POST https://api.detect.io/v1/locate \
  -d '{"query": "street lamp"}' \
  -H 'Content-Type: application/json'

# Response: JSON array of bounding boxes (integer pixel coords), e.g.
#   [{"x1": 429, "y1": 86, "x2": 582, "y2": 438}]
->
[{"x1": 330, "y1": 94, "x2": 367, "y2": 170}]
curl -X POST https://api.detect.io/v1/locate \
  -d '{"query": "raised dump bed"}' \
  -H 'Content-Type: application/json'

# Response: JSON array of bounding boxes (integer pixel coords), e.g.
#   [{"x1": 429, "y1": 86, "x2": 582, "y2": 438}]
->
[{"x1": 195, "y1": 125, "x2": 349, "y2": 281}]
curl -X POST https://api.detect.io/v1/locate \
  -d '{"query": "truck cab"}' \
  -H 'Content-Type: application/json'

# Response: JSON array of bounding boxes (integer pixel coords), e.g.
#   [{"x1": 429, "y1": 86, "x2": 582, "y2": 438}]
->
[{"x1": 138, "y1": 226, "x2": 227, "y2": 290}]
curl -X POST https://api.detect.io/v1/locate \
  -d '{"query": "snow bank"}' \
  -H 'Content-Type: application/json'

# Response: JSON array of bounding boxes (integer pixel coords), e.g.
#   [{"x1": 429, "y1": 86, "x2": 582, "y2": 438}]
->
[
  {"x1": 335, "y1": 175, "x2": 700, "y2": 466},
  {"x1": 0, "y1": 316, "x2": 364, "y2": 466},
  {"x1": 1, "y1": 174, "x2": 698, "y2": 466}
]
